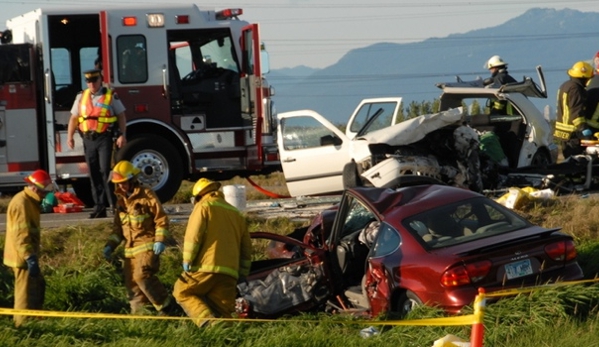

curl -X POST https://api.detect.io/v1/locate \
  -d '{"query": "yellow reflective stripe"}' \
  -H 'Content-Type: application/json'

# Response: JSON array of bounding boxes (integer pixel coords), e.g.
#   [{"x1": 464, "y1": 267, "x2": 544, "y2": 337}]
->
[
  {"x1": 588, "y1": 104, "x2": 599, "y2": 129},
  {"x1": 97, "y1": 116, "x2": 117, "y2": 123},
  {"x1": 556, "y1": 122, "x2": 576, "y2": 132},
  {"x1": 81, "y1": 89, "x2": 91, "y2": 117},
  {"x1": 572, "y1": 116, "x2": 587, "y2": 127},
  {"x1": 182, "y1": 242, "x2": 199, "y2": 263},
  {"x1": 99, "y1": 89, "x2": 112, "y2": 117},
  {"x1": 124, "y1": 243, "x2": 154, "y2": 258},
  {"x1": 239, "y1": 259, "x2": 251, "y2": 276},
  {"x1": 79, "y1": 90, "x2": 91, "y2": 132},
  {"x1": 190, "y1": 264, "x2": 239, "y2": 279},
  {"x1": 3, "y1": 259, "x2": 20, "y2": 268},
  {"x1": 123, "y1": 213, "x2": 151, "y2": 223},
  {"x1": 96, "y1": 89, "x2": 113, "y2": 133},
  {"x1": 561, "y1": 91, "x2": 570, "y2": 125},
  {"x1": 553, "y1": 130, "x2": 571, "y2": 140},
  {"x1": 108, "y1": 234, "x2": 122, "y2": 244},
  {"x1": 203, "y1": 200, "x2": 242, "y2": 214},
  {"x1": 155, "y1": 228, "x2": 169, "y2": 238}
]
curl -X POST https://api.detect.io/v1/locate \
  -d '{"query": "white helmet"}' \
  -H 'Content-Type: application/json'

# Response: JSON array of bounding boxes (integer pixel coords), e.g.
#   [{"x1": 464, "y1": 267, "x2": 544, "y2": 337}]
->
[{"x1": 485, "y1": 55, "x2": 508, "y2": 69}]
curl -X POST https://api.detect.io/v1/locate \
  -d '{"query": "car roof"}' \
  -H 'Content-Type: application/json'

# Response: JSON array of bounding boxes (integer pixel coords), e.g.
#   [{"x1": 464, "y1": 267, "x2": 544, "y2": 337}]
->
[
  {"x1": 436, "y1": 76, "x2": 546, "y2": 99},
  {"x1": 348, "y1": 184, "x2": 480, "y2": 219}
]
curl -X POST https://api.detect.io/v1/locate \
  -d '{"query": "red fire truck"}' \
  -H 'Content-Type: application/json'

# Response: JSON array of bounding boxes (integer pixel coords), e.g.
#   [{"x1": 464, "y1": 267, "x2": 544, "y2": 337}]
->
[{"x1": 0, "y1": 5, "x2": 278, "y2": 204}]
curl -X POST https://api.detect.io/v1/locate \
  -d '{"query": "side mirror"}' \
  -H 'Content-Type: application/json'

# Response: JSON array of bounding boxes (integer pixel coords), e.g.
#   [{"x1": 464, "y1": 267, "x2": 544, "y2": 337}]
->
[
  {"x1": 0, "y1": 30, "x2": 12, "y2": 44},
  {"x1": 320, "y1": 134, "x2": 342, "y2": 146}
]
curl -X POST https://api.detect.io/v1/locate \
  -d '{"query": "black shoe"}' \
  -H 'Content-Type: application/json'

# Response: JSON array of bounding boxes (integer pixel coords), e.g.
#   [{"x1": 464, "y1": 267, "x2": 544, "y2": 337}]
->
[{"x1": 89, "y1": 209, "x2": 107, "y2": 219}]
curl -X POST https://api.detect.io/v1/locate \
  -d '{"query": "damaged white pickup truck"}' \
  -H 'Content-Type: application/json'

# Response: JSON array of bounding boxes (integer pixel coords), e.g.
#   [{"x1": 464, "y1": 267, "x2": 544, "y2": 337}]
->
[{"x1": 277, "y1": 66, "x2": 558, "y2": 197}]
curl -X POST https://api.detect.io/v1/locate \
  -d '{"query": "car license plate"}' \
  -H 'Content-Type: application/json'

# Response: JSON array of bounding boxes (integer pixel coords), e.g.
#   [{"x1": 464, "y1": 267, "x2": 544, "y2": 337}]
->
[{"x1": 505, "y1": 259, "x2": 533, "y2": 280}]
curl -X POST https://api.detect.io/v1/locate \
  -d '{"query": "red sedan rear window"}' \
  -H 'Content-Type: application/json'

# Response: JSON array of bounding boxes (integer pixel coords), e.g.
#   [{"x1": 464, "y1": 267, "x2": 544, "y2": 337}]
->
[{"x1": 403, "y1": 197, "x2": 530, "y2": 249}]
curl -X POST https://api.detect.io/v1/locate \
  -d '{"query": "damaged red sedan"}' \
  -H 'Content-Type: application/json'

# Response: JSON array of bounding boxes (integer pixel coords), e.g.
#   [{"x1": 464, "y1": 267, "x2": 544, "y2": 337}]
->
[{"x1": 236, "y1": 184, "x2": 583, "y2": 318}]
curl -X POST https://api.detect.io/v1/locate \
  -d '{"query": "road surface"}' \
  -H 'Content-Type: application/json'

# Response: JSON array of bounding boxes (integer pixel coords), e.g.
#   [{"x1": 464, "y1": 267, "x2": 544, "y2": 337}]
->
[{"x1": 0, "y1": 196, "x2": 341, "y2": 232}]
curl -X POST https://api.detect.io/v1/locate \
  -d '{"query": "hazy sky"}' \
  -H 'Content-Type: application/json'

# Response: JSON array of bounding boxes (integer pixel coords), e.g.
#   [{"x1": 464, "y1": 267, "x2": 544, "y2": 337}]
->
[{"x1": 2, "y1": 0, "x2": 598, "y2": 69}]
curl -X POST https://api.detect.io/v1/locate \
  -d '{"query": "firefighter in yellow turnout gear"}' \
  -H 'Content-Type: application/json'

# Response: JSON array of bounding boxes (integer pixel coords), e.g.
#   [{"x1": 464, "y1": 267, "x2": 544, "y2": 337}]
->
[
  {"x1": 554, "y1": 61, "x2": 595, "y2": 158},
  {"x1": 103, "y1": 160, "x2": 172, "y2": 314},
  {"x1": 3, "y1": 170, "x2": 54, "y2": 327},
  {"x1": 173, "y1": 178, "x2": 252, "y2": 327}
]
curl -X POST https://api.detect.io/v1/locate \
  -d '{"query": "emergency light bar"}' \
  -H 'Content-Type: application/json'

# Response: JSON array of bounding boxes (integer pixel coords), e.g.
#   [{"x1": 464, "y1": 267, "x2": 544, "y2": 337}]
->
[
  {"x1": 147, "y1": 14, "x2": 165, "y2": 27},
  {"x1": 216, "y1": 8, "x2": 243, "y2": 20},
  {"x1": 122, "y1": 16, "x2": 137, "y2": 27},
  {"x1": 175, "y1": 15, "x2": 189, "y2": 24}
]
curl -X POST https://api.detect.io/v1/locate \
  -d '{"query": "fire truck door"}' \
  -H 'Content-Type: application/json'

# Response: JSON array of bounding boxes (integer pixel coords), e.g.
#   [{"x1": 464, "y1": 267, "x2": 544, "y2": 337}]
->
[
  {"x1": 0, "y1": 44, "x2": 44, "y2": 177},
  {"x1": 240, "y1": 24, "x2": 264, "y2": 166}
]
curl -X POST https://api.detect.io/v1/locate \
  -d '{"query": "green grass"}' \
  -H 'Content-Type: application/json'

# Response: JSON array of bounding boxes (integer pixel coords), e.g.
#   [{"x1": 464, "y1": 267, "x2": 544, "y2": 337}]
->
[{"x1": 2, "y1": 180, "x2": 599, "y2": 346}]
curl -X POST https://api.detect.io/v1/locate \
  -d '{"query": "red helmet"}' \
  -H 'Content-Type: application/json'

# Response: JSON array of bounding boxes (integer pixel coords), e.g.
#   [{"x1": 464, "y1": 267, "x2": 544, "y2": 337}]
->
[{"x1": 24, "y1": 170, "x2": 54, "y2": 191}]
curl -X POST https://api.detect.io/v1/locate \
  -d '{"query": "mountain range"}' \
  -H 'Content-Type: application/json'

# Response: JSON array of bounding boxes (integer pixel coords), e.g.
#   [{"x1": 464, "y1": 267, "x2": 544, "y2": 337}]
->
[{"x1": 268, "y1": 8, "x2": 599, "y2": 124}]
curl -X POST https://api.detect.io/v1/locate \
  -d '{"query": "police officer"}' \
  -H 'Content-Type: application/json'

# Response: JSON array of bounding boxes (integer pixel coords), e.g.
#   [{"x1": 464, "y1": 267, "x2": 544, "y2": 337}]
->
[
  {"x1": 66, "y1": 69, "x2": 127, "y2": 218},
  {"x1": 554, "y1": 61, "x2": 594, "y2": 158}
]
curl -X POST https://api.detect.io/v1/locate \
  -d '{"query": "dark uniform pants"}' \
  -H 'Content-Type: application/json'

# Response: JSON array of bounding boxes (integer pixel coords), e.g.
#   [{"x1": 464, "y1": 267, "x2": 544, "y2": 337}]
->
[
  {"x1": 12, "y1": 267, "x2": 46, "y2": 327},
  {"x1": 560, "y1": 138, "x2": 585, "y2": 159},
  {"x1": 123, "y1": 251, "x2": 169, "y2": 313},
  {"x1": 82, "y1": 132, "x2": 115, "y2": 210}
]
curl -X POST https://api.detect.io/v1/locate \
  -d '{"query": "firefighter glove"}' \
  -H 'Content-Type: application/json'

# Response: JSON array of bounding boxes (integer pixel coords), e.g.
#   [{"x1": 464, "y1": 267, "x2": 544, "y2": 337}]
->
[
  {"x1": 26, "y1": 255, "x2": 40, "y2": 276},
  {"x1": 153, "y1": 242, "x2": 166, "y2": 255},
  {"x1": 183, "y1": 263, "x2": 191, "y2": 272},
  {"x1": 103, "y1": 246, "x2": 113, "y2": 260}
]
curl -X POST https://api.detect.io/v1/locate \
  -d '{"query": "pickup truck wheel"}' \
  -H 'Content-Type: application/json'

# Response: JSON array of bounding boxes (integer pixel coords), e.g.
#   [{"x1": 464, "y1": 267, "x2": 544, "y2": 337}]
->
[
  {"x1": 116, "y1": 137, "x2": 183, "y2": 203},
  {"x1": 343, "y1": 162, "x2": 362, "y2": 189}
]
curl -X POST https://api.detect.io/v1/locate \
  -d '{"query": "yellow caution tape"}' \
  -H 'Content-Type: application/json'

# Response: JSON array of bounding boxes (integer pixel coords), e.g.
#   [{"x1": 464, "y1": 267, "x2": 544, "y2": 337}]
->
[
  {"x1": 1, "y1": 278, "x2": 595, "y2": 326},
  {"x1": 485, "y1": 278, "x2": 599, "y2": 298},
  {"x1": 0, "y1": 307, "x2": 475, "y2": 326}
]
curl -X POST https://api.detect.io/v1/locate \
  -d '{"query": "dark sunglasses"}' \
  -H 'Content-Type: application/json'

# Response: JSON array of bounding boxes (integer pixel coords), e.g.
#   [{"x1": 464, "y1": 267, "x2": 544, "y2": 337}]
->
[{"x1": 85, "y1": 76, "x2": 99, "y2": 83}]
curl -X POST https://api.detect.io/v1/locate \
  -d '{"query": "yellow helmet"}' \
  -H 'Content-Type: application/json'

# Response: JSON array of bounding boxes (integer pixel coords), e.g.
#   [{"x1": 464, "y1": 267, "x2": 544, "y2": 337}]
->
[
  {"x1": 192, "y1": 178, "x2": 221, "y2": 197},
  {"x1": 110, "y1": 160, "x2": 140, "y2": 183},
  {"x1": 568, "y1": 61, "x2": 594, "y2": 79}
]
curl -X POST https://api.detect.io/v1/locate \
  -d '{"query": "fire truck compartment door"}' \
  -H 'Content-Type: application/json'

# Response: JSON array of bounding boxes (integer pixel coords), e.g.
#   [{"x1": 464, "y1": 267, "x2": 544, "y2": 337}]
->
[{"x1": 240, "y1": 24, "x2": 262, "y2": 119}]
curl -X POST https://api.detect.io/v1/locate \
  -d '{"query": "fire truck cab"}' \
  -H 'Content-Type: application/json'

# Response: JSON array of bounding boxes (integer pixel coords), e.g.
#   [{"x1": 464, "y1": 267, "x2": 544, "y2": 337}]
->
[{"x1": 0, "y1": 5, "x2": 278, "y2": 204}]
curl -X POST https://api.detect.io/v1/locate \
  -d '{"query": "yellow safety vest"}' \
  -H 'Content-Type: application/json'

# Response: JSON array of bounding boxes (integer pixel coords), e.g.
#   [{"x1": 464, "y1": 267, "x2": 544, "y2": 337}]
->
[{"x1": 78, "y1": 88, "x2": 117, "y2": 133}]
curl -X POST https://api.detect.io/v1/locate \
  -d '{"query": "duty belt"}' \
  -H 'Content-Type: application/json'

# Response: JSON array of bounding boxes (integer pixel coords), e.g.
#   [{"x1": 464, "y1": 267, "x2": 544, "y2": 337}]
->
[{"x1": 81, "y1": 131, "x2": 110, "y2": 141}]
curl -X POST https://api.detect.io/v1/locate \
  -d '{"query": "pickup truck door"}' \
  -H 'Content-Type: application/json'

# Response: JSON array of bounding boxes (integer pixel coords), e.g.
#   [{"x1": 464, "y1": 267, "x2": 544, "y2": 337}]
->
[
  {"x1": 345, "y1": 97, "x2": 403, "y2": 140},
  {"x1": 277, "y1": 110, "x2": 352, "y2": 197}
]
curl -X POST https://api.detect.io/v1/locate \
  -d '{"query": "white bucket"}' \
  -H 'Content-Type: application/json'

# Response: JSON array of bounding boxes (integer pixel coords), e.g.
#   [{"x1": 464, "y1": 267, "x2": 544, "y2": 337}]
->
[{"x1": 223, "y1": 185, "x2": 246, "y2": 211}]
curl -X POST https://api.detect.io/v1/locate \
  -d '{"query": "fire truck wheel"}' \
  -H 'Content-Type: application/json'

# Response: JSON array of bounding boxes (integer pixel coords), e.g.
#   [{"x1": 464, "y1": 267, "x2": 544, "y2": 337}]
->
[{"x1": 116, "y1": 136, "x2": 183, "y2": 203}]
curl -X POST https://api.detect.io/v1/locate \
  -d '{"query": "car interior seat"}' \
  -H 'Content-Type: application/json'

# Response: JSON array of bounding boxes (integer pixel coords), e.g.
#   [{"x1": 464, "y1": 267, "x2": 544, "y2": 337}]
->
[
  {"x1": 410, "y1": 220, "x2": 434, "y2": 242},
  {"x1": 427, "y1": 213, "x2": 464, "y2": 238}
]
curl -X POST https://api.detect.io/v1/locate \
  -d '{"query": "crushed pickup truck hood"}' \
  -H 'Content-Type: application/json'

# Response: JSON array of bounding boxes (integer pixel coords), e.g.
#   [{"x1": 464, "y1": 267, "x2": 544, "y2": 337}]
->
[{"x1": 356, "y1": 107, "x2": 464, "y2": 146}]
